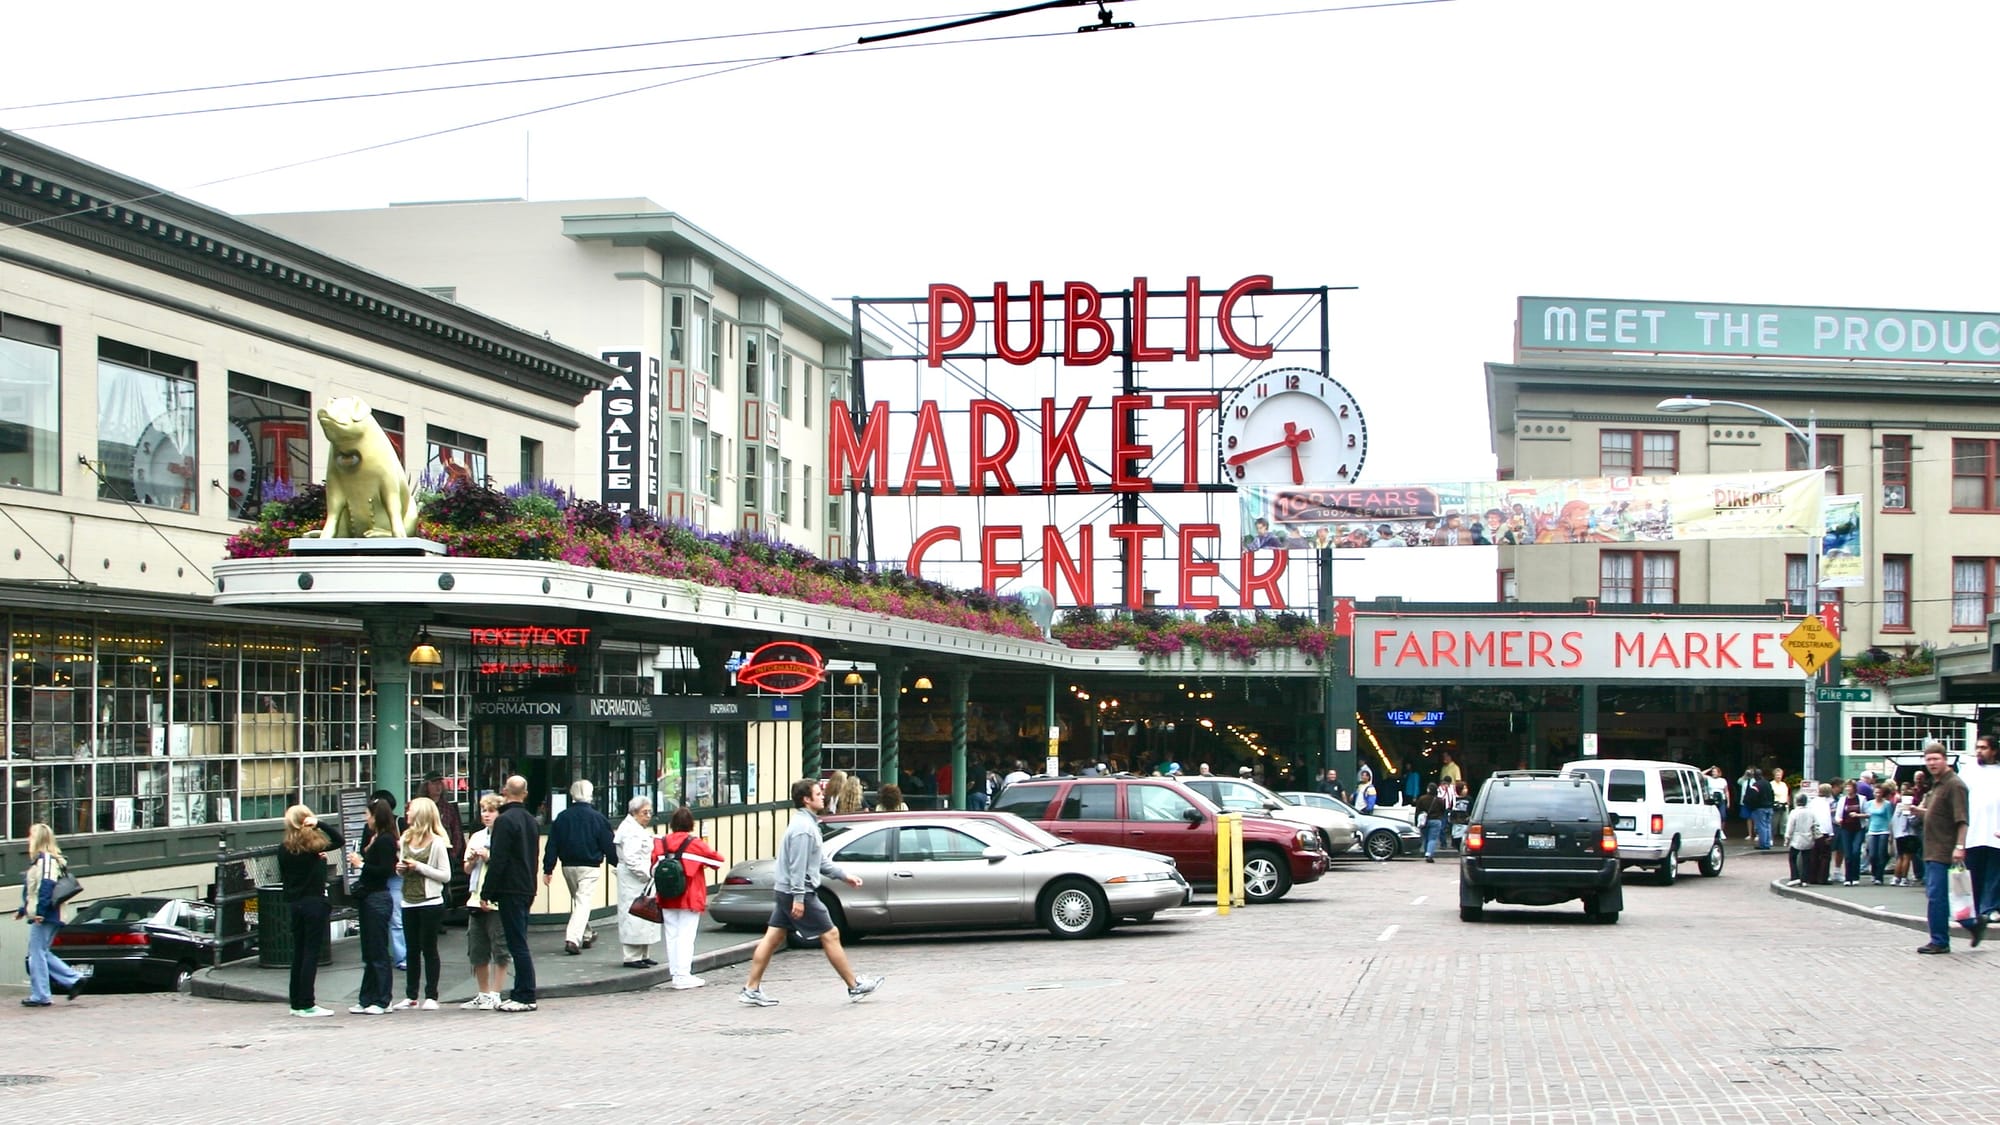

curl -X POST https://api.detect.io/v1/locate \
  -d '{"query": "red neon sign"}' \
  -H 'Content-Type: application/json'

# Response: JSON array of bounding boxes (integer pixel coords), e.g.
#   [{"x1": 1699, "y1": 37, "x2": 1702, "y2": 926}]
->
[
  {"x1": 469, "y1": 626, "x2": 591, "y2": 647},
  {"x1": 736, "y1": 642, "x2": 827, "y2": 695}
]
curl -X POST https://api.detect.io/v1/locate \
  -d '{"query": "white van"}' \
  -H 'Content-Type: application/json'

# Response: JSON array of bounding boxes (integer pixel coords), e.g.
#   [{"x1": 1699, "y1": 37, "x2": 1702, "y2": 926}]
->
[{"x1": 1560, "y1": 759, "x2": 1725, "y2": 884}]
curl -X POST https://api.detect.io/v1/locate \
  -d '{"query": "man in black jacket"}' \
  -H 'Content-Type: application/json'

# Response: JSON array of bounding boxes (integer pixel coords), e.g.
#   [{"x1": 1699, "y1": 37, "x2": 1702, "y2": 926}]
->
[
  {"x1": 543, "y1": 778, "x2": 618, "y2": 955},
  {"x1": 1743, "y1": 769, "x2": 1775, "y2": 850},
  {"x1": 485, "y1": 775, "x2": 539, "y2": 1012}
]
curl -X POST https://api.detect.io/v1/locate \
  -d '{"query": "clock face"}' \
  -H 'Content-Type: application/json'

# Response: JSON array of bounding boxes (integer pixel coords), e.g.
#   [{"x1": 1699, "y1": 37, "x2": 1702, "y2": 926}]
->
[
  {"x1": 1216, "y1": 367, "x2": 1368, "y2": 487},
  {"x1": 130, "y1": 415, "x2": 198, "y2": 511}
]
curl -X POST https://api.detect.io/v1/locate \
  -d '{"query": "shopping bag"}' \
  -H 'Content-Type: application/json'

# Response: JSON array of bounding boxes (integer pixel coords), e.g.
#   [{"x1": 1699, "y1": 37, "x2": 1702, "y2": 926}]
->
[{"x1": 1948, "y1": 864, "x2": 1976, "y2": 924}]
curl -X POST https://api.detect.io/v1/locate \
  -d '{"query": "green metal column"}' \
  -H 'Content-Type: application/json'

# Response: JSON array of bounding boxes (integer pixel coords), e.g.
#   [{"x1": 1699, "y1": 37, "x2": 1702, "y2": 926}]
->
[
  {"x1": 1579, "y1": 683, "x2": 1599, "y2": 758},
  {"x1": 1045, "y1": 674, "x2": 1059, "y2": 774},
  {"x1": 949, "y1": 668, "x2": 969, "y2": 809},
  {"x1": 801, "y1": 683, "x2": 823, "y2": 780},
  {"x1": 363, "y1": 615, "x2": 422, "y2": 803},
  {"x1": 877, "y1": 658, "x2": 903, "y2": 788}
]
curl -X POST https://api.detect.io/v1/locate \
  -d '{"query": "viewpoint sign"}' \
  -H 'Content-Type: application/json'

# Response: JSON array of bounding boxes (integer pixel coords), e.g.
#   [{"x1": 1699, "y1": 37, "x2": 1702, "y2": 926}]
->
[{"x1": 1519, "y1": 297, "x2": 2000, "y2": 364}]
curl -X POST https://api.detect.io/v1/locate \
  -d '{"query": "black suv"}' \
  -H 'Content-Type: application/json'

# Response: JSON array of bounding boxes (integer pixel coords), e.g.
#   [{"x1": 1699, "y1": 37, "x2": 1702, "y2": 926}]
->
[{"x1": 1459, "y1": 771, "x2": 1623, "y2": 924}]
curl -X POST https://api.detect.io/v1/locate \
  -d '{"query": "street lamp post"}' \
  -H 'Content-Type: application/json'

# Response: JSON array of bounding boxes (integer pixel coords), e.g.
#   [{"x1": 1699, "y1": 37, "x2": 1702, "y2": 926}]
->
[{"x1": 1658, "y1": 396, "x2": 1823, "y2": 783}]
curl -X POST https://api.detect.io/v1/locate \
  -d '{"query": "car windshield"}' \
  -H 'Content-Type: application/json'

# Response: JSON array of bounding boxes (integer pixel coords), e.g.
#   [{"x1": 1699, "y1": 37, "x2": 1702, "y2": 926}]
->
[
  {"x1": 980, "y1": 812, "x2": 1069, "y2": 850},
  {"x1": 1482, "y1": 782, "x2": 1602, "y2": 822},
  {"x1": 71, "y1": 897, "x2": 171, "y2": 924}
]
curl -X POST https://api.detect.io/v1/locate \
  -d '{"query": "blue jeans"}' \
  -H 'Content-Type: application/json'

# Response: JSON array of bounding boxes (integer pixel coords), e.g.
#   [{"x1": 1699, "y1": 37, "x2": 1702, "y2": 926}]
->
[
  {"x1": 385, "y1": 873, "x2": 406, "y2": 966},
  {"x1": 1866, "y1": 834, "x2": 1891, "y2": 883},
  {"x1": 1924, "y1": 860, "x2": 1953, "y2": 948},
  {"x1": 357, "y1": 890, "x2": 395, "y2": 1009},
  {"x1": 1750, "y1": 808, "x2": 1773, "y2": 849},
  {"x1": 27, "y1": 920, "x2": 80, "y2": 1004},
  {"x1": 1833, "y1": 826, "x2": 1863, "y2": 881},
  {"x1": 1424, "y1": 817, "x2": 1448, "y2": 858},
  {"x1": 969, "y1": 792, "x2": 990, "y2": 810}
]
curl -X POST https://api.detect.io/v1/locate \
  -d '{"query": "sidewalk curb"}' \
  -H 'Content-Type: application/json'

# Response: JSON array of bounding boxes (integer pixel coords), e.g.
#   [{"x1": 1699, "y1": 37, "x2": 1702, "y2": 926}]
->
[
  {"x1": 1767, "y1": 878, "x2": 1927, "y2": 933},
  {"x1": 189, "y1": 937, "x2": 765, "y2": 1003}
]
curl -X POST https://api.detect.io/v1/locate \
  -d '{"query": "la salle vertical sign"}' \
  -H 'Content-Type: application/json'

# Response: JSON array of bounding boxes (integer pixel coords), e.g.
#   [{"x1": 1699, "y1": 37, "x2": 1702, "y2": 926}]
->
[{"x1": 599, "y1": 350, "x2": 642, "y2": 510}]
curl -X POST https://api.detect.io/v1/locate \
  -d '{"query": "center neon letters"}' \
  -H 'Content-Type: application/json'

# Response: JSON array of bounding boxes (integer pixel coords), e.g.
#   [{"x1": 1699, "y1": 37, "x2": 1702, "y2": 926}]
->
[{"x1": 927, "y1": 275, "x2": 1276, "y2": 367}]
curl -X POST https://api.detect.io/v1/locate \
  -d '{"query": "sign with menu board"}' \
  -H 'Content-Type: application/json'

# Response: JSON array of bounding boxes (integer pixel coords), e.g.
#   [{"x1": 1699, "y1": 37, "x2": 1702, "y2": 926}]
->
[{"x1": 337, "y1": 786, "x2": 370, "y2": 894}]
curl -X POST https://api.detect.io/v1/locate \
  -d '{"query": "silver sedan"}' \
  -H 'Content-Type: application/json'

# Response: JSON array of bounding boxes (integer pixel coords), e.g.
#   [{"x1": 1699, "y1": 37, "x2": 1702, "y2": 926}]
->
[
  {"x1": 1281, "y1": 791, "x2": 1425, "y2": 861},
  {"x1": 707, "y1": 812, "x2": 1190, "y2": 940}
]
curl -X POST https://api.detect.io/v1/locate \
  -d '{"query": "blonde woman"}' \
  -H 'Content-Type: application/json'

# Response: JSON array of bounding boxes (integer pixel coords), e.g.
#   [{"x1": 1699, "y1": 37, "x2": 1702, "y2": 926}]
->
[
  {"x1": 393, "y1": 796, "x2": 452, "y2": 1010},
  {"x1": 824, "y1": 770, "x2": 851, "y2": 814},
  {"x1": 837, "y1": 773, "x2": 866, "y2": 817},
  {"x1": 278, "y1": 805, "x2": 343, "y2": 1017},
  {"x1": 15, "y1": 823, "x2": 83, "y2": 1007}
]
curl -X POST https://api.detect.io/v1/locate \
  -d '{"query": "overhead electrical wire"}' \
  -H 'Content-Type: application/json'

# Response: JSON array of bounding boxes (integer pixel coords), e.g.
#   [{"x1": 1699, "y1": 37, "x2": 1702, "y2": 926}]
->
[{"x1": 0, "y1": 0, "x2": 1454, "y2": 237}]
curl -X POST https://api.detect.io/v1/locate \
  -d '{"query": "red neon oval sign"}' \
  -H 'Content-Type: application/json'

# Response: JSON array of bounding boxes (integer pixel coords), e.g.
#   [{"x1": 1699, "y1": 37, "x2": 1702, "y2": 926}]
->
[{"x1": 736, "y1": 641, "x2": 827, "y2": 695}]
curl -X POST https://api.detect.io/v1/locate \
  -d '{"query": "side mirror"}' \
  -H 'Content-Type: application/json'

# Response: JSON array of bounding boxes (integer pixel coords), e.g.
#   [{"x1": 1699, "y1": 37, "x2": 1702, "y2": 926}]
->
[
  {"x1": 1182, "y1": 807, "x2": 1204, "y2": 825},
  {"x1": 981, "y1": 846, "x2": 1008, "y2": 864},
  {"x1": 1262, "y1": 799, "x2": 1283, "y2": 811}
]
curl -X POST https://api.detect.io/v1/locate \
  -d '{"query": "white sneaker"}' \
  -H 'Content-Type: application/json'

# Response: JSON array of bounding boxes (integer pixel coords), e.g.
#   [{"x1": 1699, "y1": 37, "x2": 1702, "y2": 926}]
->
[
  {"x1": 362, "y1": 1005, "x2": 387, "y2": 1016},
  {"x1": 292, "y1": 1006, "x2": 335, "y2": 1018},
  {"x1": 460, "y1": 993, "x2": 495, "y2": 1011},
  {"x1": 671, "y1": 977, "x2": 706, "y2": 990},
  {"x1": 389, "y1": 998, "x2": 416, "y2": 1011},
  {"x1": 348, "y1": 1004, "x2": 370, "y2": 1015},
  {"x1": 419, "y1": 998, "x2": 439, "y2": 1011}
]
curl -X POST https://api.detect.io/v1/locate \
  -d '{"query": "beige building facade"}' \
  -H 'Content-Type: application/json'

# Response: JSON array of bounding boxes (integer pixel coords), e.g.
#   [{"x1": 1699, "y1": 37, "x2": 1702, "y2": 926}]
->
[{"x1": 247, "y1": 200, "x2": 863, "y2": 558}]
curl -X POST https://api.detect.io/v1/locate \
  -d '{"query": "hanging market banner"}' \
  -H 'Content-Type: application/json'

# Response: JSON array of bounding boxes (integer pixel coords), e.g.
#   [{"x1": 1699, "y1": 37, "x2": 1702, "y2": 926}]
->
[
  {"x1": 1820, "y1": 494, "x2": 1863, "y2": 588},
  {"x1": 1237, "y1": 470, "x2": 1824, "y2": 551}
]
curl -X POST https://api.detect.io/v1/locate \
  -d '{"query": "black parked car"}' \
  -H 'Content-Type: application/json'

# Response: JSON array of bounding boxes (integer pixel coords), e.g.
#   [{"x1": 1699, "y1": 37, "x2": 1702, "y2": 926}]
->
[
  {"x1": 1459, "y1": 771, "x2": 1624, "y2": 924},
  {"x1": 50, "y1": 897, "x2": 255, "y2": 991}
]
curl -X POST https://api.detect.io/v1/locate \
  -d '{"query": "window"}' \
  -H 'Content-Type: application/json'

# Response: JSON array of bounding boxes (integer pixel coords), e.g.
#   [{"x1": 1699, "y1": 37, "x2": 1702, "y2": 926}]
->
[
  {"x1": 742, "y1": 445, "x2": 761, "y2": 510},
  {"x1": 709, "y1": 317, "x2": 725, "y2": 392},
  {"x1": 668, "y1": 295, "x2": 685, "y2": 363},
  {"x1": 1498, "y1": 569, "x2": 1516, "y2": 603},
  {"x1": 1882, "y1": 434, "x2": 1912, "y2": 511},
  {"x1": 1057, "y1": 784, "x2": 1118, "y2": 820},
  {"x1": 1785, "y1": 555, "x2": 1843, "y2": 615},
  {"x1": 802, "y1": 363, "x2": 814, "y2": 429},
  {"x1": 1952, "y1": 557, "x2": 1998, "y2": 628},
  {"x1": 1785, "y1": 434, "x2": 1843, "y2": 494},
  {"x1": 1600, "y1": 550, "x2": 1677, "y2": 604},
  {"x1": 1954, "y1": 439, "x2": 2000, "y2": 511},
  {"x1": 1851, "y1": 715, "x2": 1964, "y2": 762},
  {"x1": 1599, "y1": 430, "x2": 1677, "y2": 476},
  {"x1": 777, "y1": 457, "x2": 792, "y2": 522},
  {"x1": 1129, "y1": 784, "x2": 1198, "y2": 822},
  {"x1": 693, "y1": 300, "x2": 710, "y2": 373},
  {"x1": 1882, "y1": 555, "x2": 1912, "y2": 631},
  {"x1": 371, "y1": 409, "x2": 407, "y2": 461},
  {"x1": 519, "y1": 437, "x2": 543, "y2": 484},
  {"x1": 896, "y1": 826, "x2": 986, "y2": 862},
  {"x1": 743, "y1": 334, "x2": 761, "y2": 396},
  {"x1": 992, "y1": 786, "x2": 1054, "y2": 817},
  {"x1": 97, "y1": 340, "x2": 197, "y2": 511},
  {"x1": 425, "y1": 425, "x2": 487, "y2": 488},
  {"x1": 779, "y1": 353, "x2": 793, "y2": 418},
  {"x1": 836, "y1": 828, "x2": 892, "y2": 863},
  {"x1": 1664, "y1": 770, "x2": 1694, "y2": 805},
  {"x1": 665, "y1": 418, "x2": 686, "y2": 489},
  {"x1": 669, "y1": 723, "x2": 748, "y2": 808},
  {"x1": 705, "y1": 432, "x2": 723, "y2": 503},
  {"x1": 225, "y1": 373, "x2": 310, "y2": 520},
  {"x1": 0, "y1": 313, "x2": 60, "y2": 492},
  {"x1": 802, "y1": 466, "x2": 813, "y2": 530},
  {"x1": 1481, "y1": 780, "x2": 1601, "y2": 820}
]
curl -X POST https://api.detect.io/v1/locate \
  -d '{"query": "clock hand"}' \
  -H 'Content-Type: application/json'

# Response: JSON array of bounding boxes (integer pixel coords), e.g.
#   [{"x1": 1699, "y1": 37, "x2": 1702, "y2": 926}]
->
[{"x1": 1225, "y1": 423, "x2": 1315, "y2": 466}]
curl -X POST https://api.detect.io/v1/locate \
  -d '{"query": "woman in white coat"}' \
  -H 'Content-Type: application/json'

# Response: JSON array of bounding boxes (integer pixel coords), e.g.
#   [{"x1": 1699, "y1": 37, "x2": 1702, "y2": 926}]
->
[{"x1": 613, "y1": 797, "x2": 662, "y2": 968}]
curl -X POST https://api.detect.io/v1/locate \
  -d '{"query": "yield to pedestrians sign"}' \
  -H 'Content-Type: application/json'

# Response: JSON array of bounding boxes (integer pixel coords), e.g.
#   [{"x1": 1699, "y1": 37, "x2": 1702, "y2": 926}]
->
[{"x1": 1781, "y1": 616, "x2": 1840, "y2": 677}]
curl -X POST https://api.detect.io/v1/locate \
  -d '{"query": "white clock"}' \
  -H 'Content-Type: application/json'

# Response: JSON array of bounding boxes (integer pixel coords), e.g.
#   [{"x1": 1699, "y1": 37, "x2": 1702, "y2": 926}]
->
[
  {"x1": 1216, "y1": 367, "x2": 1368, "y2": 487},
  {"x1": 129, "y1": 414, "x2": 198, "y2": 511}
]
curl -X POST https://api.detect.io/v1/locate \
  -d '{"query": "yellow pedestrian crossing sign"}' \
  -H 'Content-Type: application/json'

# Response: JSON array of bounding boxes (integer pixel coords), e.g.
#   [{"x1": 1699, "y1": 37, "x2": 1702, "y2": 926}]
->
[{"x1": 1781, "y1": 615, "x2": 1840, "y2": 676}]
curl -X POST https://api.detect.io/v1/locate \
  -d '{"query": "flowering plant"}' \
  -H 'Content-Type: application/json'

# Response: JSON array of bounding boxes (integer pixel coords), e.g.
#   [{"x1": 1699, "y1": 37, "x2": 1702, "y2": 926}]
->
[
  {"x1": 1845, "y1": 644, "x2": 1935, "y2": 686},
  {"x1": 225, "y1": 479, "x2": 1335, "y2": 661}
]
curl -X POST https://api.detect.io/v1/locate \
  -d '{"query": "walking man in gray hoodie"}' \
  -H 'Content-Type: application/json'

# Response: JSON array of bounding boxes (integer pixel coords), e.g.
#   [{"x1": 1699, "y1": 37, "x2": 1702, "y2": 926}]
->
[{"x1": 738, "y1": 778, "x2": 883, "y2": 1006}]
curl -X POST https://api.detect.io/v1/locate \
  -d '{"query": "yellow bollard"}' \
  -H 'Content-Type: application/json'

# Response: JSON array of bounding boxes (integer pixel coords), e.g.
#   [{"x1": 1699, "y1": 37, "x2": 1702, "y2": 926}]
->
[
  {"x1": 1216, "y1": 812, "x2": 1232, "y2": 914},
  {"x1": 1230, "y1": 812, "x2": 1246, "y2": 908}
]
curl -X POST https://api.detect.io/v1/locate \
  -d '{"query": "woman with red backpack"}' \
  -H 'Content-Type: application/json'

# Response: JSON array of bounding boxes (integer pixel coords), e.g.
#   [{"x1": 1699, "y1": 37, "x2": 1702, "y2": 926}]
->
[{"x1": 652, "y1": 805, "x2": 726, "y2": 990}]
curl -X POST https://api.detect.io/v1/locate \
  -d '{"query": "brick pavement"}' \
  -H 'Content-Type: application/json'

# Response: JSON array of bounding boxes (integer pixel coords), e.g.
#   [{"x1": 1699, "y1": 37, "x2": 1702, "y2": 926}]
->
[{"x1": 5, "y1": 848, "x2": 1996, "y2": 1124}]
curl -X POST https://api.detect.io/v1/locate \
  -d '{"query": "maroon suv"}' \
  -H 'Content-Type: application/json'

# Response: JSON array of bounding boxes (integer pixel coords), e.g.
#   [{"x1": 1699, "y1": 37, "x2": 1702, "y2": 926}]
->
[{"x1": 992, "y1": 776, "x2": 1326, "y2": 902}]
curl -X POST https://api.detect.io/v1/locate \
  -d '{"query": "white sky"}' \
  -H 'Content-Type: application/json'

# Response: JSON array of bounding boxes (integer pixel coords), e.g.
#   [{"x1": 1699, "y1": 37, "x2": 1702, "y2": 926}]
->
[{"x1": 7, "y1": 0, "x2": 1995, "y2": 602}]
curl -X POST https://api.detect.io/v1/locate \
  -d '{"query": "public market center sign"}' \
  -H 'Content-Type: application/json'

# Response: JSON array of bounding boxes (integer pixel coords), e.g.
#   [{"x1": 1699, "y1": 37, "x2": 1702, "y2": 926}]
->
[
  {"x1": 1519, "y1": 297, "x2": 2000, "y2": 363},
  {"x1": 1352, "y1": 614, "x2": 1814, "y2": 682}
]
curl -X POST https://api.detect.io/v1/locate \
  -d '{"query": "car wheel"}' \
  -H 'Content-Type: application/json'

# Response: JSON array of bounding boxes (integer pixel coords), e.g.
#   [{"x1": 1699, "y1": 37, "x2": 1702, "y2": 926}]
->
[
  {"x1": 1042, "y1": 879, "x2": 1110, "y2": 939},
  {"x1": 1459, "y1": 904, "x2": 1483, "y2": 922},
  {"x1": 1365, "y1": 830, "x2": 1400, "y2": 861},
  {"x1": 176, "y1": 961, "x2": 197, "y2": 993},
  {"x1": 1698, "y1": 835, "x2": 1726, "y2": 877},
  {"x1": 1241, "y1": 849, "x2": 1293, "y2": 903},
  {"x1": 1653, "y1": 842, "x2": 1679, "y2": 885}
]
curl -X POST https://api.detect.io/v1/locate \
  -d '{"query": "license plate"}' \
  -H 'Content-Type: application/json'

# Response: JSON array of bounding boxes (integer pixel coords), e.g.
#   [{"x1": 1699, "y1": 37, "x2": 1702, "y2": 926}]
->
[
  {"x1": 1528, "y1": 835, "x2": 1555, "y2": 850},
  {"x1": 1615, "y1": 816, "x2": 1636, "y2": 830},
  {"x1": 74, "y1": 964, "x2": 95, "y2": 978}
]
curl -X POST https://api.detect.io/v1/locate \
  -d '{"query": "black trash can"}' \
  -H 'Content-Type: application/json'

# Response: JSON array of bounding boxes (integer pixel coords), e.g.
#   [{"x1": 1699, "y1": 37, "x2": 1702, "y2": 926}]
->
[{"x1": 257, "y1": 885, "x2": 291, "y2": 967}]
